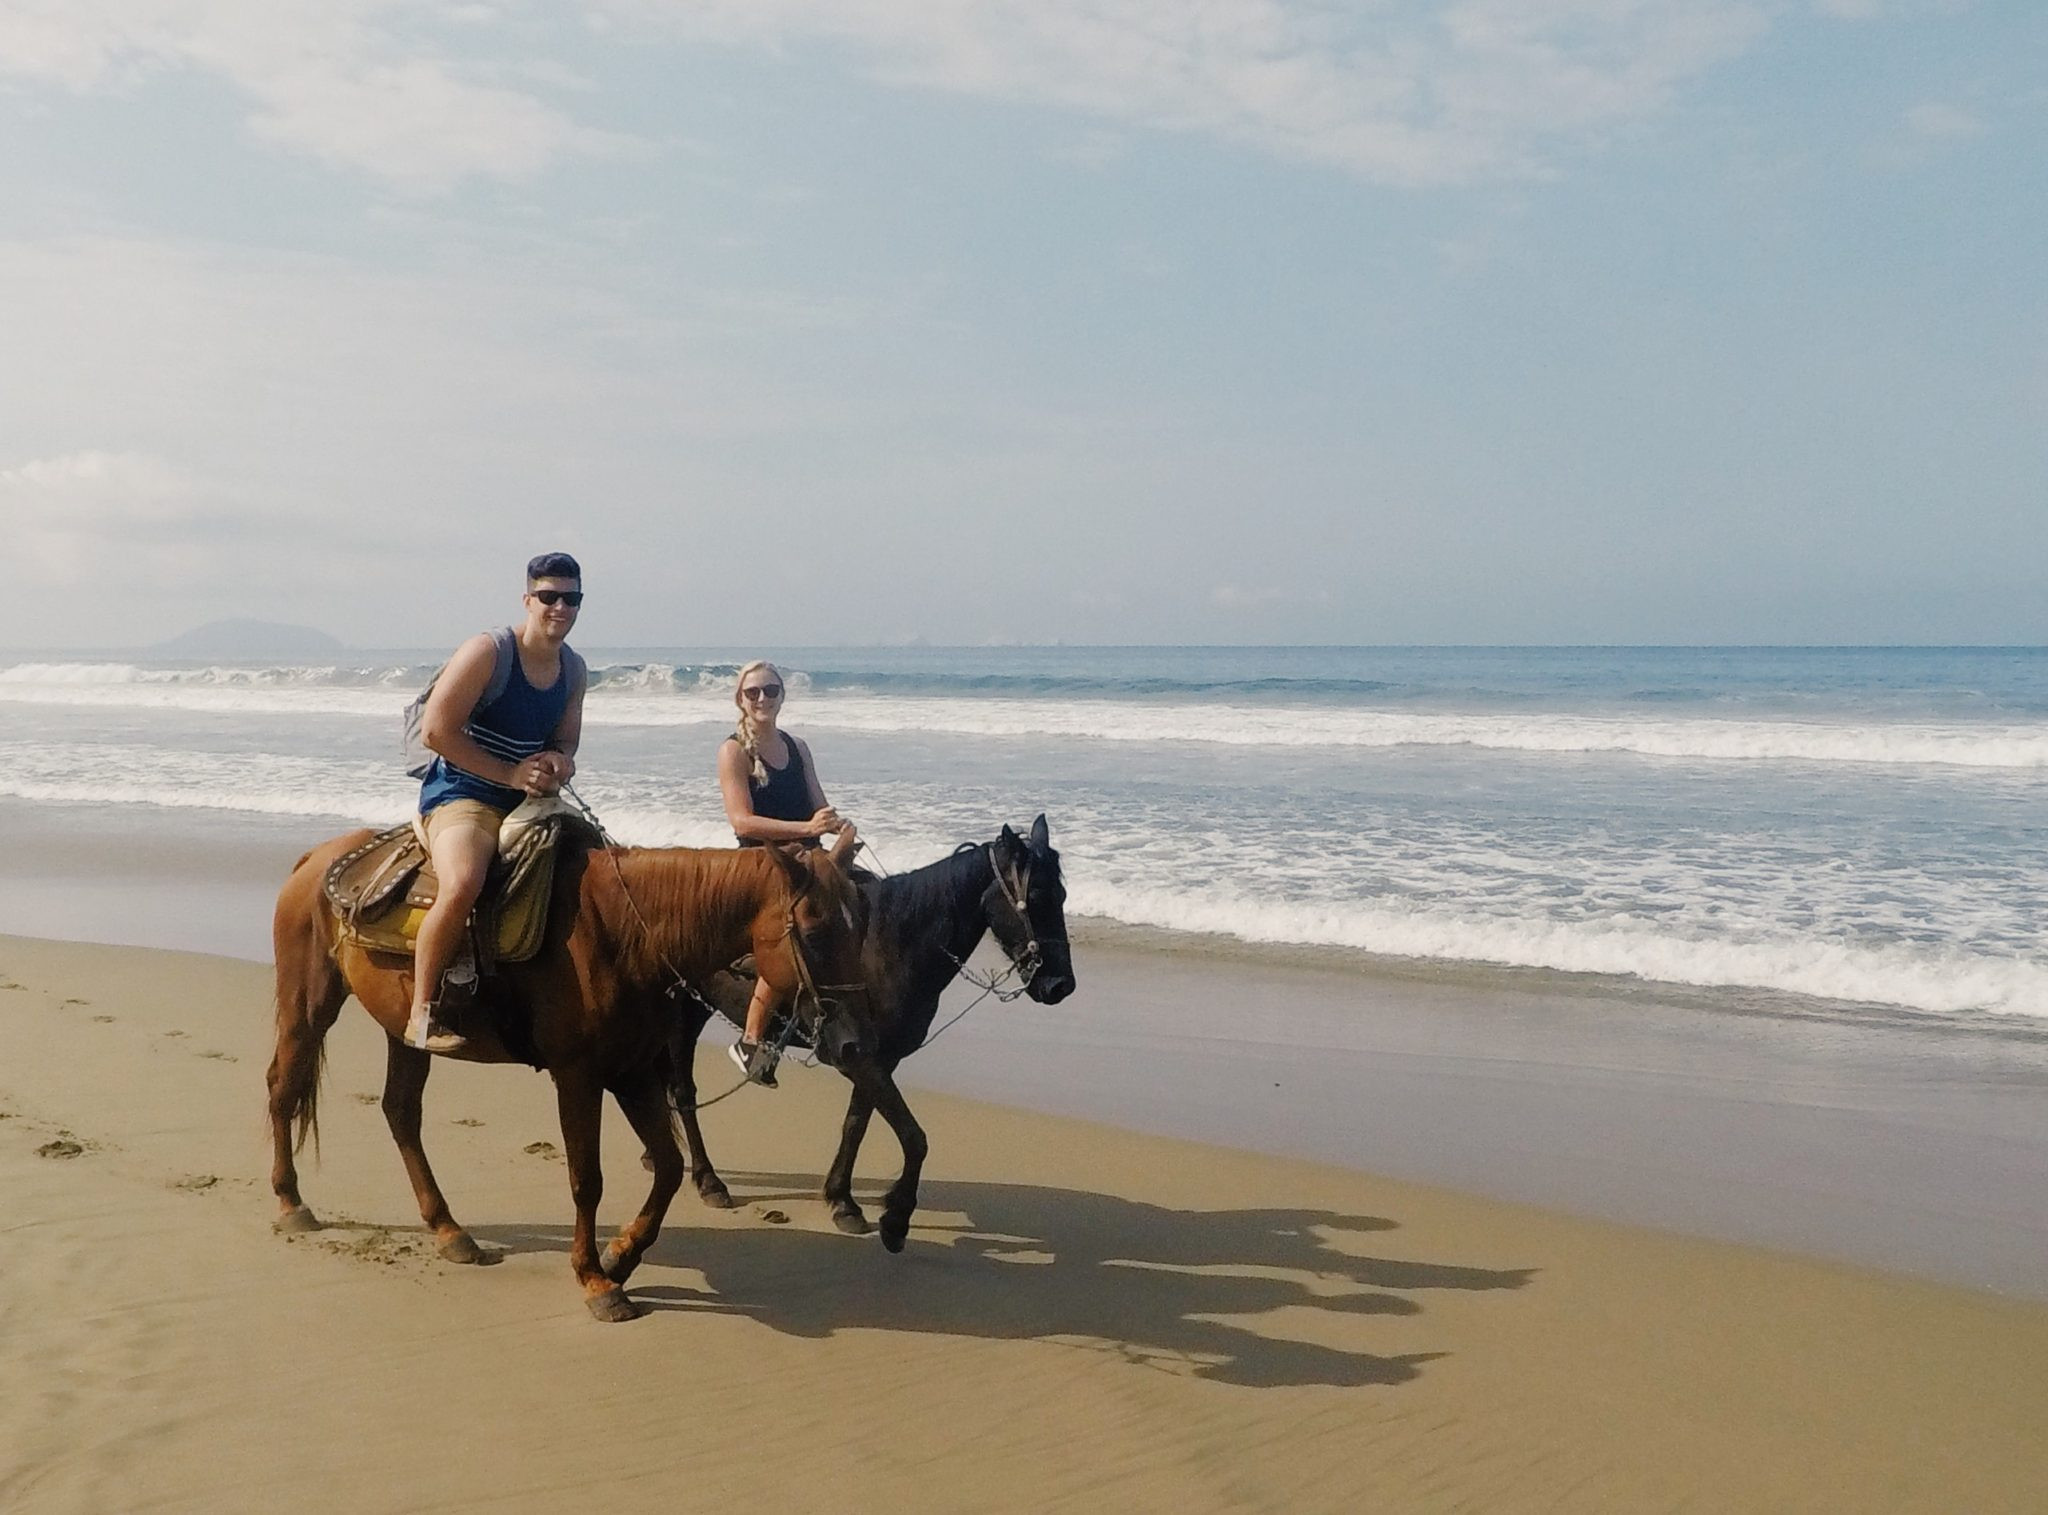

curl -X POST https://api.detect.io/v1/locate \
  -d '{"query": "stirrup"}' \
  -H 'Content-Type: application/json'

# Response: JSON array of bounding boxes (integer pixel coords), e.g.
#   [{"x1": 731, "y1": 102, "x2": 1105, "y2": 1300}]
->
[
  {"x1": 728, "y1": 1038, "x2": 779, "y2": 1089},
  {"x1": 405, "y1": 1005, "x2": 468, "y2": 1055}
]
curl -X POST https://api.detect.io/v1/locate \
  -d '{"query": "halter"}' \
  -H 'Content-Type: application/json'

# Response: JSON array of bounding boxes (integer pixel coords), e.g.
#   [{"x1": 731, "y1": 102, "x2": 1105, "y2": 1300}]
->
[{"x1": 924, "y1": 839, "x2": 1067, "y2": 1048}]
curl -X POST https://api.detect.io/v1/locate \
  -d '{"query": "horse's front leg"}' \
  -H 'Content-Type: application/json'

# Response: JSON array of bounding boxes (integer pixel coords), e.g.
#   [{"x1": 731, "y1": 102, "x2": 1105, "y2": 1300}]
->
[
  {"x1": 822, "y1": 1081, "x2": 877, "y2": 1235},
  {"x1": 554, "y1": 1064, "x2": 639, "y2": 1322},
  {"x1": 850, "y1": 1062, "x2": 926, "y2": 1254},
  {"x1": 599, "y1": 1070, "x2": 685, "y2": 1287},
  {"x1": 380, "y1": 1037, "x2": 494, "y2": 1264}
]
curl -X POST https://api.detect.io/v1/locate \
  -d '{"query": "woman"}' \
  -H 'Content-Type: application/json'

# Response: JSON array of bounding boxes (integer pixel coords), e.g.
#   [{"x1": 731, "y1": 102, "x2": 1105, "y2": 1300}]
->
[{"x1": 717, "y1": 659, "x2": 855, "y2": 1085}]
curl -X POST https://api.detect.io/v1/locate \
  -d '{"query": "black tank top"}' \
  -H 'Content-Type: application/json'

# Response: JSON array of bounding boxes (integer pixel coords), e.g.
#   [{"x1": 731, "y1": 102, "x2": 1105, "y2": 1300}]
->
[{"x1": 738, "y1": 734, "x2": 812, "y2": 843}]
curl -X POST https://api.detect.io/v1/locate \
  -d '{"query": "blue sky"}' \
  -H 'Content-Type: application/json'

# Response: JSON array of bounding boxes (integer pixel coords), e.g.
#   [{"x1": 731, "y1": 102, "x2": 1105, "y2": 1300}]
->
[{"x1": 1, "y1": 1, "x2": 2040, "y2": 648}]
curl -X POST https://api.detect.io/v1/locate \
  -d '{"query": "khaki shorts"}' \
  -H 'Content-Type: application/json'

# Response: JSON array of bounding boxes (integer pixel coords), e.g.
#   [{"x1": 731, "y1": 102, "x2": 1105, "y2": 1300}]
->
[{"x1": 415, "y1": 798, "x2": 508, "y2": 853}]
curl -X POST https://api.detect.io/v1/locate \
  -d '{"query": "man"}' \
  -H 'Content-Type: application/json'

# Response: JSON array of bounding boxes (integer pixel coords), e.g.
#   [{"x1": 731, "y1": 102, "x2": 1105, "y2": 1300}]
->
[{"x1": 406, "y1": 552, "x2": 588, "y2": 1053}]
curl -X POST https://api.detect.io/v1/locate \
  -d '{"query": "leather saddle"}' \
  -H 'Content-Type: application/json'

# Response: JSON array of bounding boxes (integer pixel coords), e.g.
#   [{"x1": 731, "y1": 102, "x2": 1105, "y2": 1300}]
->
[{"x1": 323, "y1": 799, "x2": 594, "y2": 968}]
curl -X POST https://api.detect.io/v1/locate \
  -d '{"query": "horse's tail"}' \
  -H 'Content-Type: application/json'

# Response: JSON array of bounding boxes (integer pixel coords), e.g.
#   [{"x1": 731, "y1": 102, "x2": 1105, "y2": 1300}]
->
[
  {"x1": 270, "y1": 845, "x2": 344, "y2": 1161},
  {"x1": 283, "y1": 1025, "x2": 328, "y2": 1159}
]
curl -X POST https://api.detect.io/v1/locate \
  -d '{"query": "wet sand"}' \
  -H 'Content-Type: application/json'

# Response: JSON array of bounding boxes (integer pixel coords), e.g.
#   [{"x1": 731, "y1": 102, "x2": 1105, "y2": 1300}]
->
[{"x1": 2, "y1": 933, "x2": 2047, "y2": 1512}]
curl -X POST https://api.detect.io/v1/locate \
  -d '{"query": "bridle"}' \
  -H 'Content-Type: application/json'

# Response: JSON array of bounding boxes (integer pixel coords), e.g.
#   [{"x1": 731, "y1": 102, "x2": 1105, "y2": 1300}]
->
[
  {"x1": 764, "y1": 891, "x2": 867, "y2": 1028},
  {"x1": 984, "y1": 844, "x2": 1059, "y2": 989},
  {"x1": 937, "y1": 840, "x2": 1065, "y2": 1003}
]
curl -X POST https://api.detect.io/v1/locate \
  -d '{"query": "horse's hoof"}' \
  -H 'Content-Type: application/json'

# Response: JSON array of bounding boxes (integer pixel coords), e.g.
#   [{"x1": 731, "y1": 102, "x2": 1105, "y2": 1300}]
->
[
  {"x1": 274, "y1": 1205, "x2": 323, "y2": 1235},
  {"x1": 878, "y1": 1214, "x2": 909, "y2": 1253},
  {"x1": 831, "y1": 1206, "x2": 871, "y2": 1236},
  {"x1": 438, "y1": 1232, "x2": 499, "y2": 1266},
  {"x1": 586, "y1": 1286, "x2": 642, "y2": 1323},
  {"x1": 697, "y1": 1182, "x2": 733, "y2": 1210}
]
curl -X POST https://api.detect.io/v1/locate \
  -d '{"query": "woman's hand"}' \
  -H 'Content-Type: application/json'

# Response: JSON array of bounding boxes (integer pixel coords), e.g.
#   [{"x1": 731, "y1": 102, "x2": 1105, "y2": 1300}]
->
[
  {"x1": 807, "y1": 806, "x2": 842, "y2": 837},
  {"x1": 537, "y1": 750, "x2": 576, "y2": 787}
]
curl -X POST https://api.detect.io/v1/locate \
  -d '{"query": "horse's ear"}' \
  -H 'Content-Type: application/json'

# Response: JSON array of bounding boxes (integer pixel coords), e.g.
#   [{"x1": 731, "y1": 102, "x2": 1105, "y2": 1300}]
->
[
  {"x1": 1029, "y1": 814, "x2": 1049, "y2": 851},
  {"x1": 769, "y1": 843, "x2": 810, "y2": 892}
]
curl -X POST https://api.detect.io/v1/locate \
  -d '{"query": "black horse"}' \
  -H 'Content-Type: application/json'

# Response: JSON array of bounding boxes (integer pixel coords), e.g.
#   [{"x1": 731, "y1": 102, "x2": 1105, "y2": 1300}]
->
[{"x1": 668, "y1": 815, "x2": 1076, "y2": 1247}]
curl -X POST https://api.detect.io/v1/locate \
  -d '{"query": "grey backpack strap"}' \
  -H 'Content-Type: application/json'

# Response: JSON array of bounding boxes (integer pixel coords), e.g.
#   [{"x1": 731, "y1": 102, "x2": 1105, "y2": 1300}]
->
[{"x1": 479, "y1": 626, "x2": 519, "y2": 710}]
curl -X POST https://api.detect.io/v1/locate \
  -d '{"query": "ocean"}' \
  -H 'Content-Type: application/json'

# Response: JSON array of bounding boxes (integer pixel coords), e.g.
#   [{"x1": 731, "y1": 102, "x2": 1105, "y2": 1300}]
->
[{"x1": 2, "y1": 644, "x2": 2044, "y2": 1025}]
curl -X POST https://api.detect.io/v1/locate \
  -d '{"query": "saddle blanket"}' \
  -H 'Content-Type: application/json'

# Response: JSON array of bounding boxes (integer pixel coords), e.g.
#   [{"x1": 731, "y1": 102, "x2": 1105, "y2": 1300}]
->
[{"x1": 322, "y1": 797, "x2": 593, "y2": 965}]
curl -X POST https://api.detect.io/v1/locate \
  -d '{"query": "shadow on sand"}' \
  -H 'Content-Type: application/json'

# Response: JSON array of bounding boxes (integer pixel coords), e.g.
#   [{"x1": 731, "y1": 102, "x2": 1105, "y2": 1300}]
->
[{"x1": 471, "y1": 1174, "x2": 1534, "y2": 1389}]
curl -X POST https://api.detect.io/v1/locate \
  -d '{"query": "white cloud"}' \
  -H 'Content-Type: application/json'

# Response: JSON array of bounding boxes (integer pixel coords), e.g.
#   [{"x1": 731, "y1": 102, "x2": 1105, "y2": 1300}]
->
[
  {"x1": 1212, "y1": 583, "x2": 1327, "y2": 609},
  {"x1": 4, "y1": 450, "x2": 235, "y2": 582},
  {"x1": 1903, "y1": 101, "x2": 1985, "y2": 139},
  {"x1": 599, "y1": 0, "x2": 1769, "y2": 184},
  {"x1": 0, "y1": 1, "x2": 634, "y2": 191}
]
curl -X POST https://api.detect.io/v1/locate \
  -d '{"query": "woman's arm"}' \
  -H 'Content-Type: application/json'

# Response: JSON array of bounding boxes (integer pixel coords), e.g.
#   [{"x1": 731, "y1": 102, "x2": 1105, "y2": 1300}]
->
[
  {"x1": 719, "y1": 739, "x2": 833, "y2": 843},
  {"x1": 792, "y1": 734, "x2": 829, "y2": 812}
]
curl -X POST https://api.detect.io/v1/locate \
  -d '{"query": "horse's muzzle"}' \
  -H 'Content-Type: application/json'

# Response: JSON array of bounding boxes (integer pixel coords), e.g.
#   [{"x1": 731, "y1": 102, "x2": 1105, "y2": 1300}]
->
[{"x1": 1030, "y1": 972, "x2": 1076, "y2": 1004}]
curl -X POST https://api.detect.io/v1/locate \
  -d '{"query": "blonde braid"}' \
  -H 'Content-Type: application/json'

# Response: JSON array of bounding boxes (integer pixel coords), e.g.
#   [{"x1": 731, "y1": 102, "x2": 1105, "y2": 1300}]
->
[{"x1": 732, "y1": 659, "x2": 782, "y2": 785}]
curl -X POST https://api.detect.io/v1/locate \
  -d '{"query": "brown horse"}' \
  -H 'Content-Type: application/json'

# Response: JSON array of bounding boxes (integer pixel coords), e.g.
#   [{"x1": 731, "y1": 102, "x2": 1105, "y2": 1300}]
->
[{"x1": 266, "y1": 825, "x2": 867, "y2": 1321}]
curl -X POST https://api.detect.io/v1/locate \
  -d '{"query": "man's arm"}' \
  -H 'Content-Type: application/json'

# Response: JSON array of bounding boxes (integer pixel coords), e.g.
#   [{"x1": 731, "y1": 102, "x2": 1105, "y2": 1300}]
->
[
  {"x1": 421, "y1": 635, "x2": 552, "y2": 794},
  {"x1": 542, "y1": 659, "x2": 587, "y2": 785}
]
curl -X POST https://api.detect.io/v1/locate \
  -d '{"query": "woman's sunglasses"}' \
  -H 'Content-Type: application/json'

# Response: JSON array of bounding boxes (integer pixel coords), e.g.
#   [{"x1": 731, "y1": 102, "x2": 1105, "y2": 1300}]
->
[
  {"x1": 529, "y1": 589, "x2": 584, "y2": 607},
  {"x1": 741, "y1": 684, "x2": 784, "y2": 701}
]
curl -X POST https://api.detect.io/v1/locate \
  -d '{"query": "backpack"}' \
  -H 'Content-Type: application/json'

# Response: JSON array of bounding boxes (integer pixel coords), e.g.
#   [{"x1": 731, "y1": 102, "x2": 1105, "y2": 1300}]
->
[{"x1": 401, "y1": 627, "x2": 519, "y2": 779}]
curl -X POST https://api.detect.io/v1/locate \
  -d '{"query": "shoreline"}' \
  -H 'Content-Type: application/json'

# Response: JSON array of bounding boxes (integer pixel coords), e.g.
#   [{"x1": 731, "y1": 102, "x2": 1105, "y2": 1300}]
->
[
  {"x1": 2, "y1": 796, "x2": 2046, "y2": 1300},
  {"x1": 1, "y1": 933, "x2": 2045, "y2": 1511}
]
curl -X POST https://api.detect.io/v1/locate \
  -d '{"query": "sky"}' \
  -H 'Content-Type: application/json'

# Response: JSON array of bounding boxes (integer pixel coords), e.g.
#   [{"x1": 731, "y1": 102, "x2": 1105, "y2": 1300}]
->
[{"x1": 0, "y1": 0, "x2": 2041, "y2": 650}]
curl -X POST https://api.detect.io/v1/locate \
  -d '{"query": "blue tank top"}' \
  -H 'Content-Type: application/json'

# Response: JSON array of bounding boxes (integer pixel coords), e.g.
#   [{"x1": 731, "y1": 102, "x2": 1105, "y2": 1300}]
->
[{"x1": 419, "y1": 642, "x2": 572, "y2": 816}]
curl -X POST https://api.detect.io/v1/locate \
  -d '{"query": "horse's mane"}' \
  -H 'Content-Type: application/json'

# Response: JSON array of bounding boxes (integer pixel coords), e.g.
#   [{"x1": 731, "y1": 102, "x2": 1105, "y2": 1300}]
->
[
  {"x1": 871, "y1": 841, "x2": 990, "y2": 931},
  {"x1": 601, "y1": 844, "x2": 772, "y2": 982}
]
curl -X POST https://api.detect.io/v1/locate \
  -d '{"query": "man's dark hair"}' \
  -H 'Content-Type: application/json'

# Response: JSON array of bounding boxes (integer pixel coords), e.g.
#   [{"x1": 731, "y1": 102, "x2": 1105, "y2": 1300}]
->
[{"x1": 526, "y1": 551, "x2": 581, "y2": 583}]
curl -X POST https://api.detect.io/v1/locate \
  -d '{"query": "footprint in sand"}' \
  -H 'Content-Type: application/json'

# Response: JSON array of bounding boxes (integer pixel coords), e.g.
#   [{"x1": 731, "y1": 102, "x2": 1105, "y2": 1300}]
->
[
  {"x1": 453, "y1": 1118, "x2": 484, "y2": 1127},
  {"x1": 523, "y1": 1140, "x2": 561, "y2": 1161},
  {"x1": 354, "y1": 1093, "x2": 379, "y2": 1105},
  {"x1": 197, "y1": 1050, "x2": 238, "y2": 1063},
  {"x1": 326, "y1": 1228, "x2": 428, "y2": 1269},
  {"x1": 37, "y1": 1138, "x2": 85, "y2": 1160},
  {"x1": 173, "y1": 1174, "x2": 221, "y2": 1193},
  {"x1": 61, "y1": 997, "x2": 87, "y2": 1007},
  {"x1": 0, "y1": 978, "x2": 24, "y2": 991},
  {"x1": 162, "y1": 1029, "x2": 187, "y2": 1039},
  {"x1": 91, "y1": 1014, "x2": 115, "y2": 1024}
]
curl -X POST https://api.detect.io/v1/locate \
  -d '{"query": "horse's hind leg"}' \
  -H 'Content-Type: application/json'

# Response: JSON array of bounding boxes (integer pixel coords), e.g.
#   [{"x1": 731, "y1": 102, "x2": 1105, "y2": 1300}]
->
[
  {"x1": 668, "y1": 1010, "x2": 732, "y2": 1208},
  {"x1": 267, "y1": 934, "x2": 345, "y2": 1233},
  {"x1": 380, "y1": 1038, "x2": 494, "y2": 1265},
  {"x1": 852, "y1": 1064, "x2": 927, "y2": 1254},
  {"x1": 599, "y1": 1070, "x2": 684, "y2": 1287},
  {"x1": 822, "y1": 1082, "x2": 877, "y2": 1235}
]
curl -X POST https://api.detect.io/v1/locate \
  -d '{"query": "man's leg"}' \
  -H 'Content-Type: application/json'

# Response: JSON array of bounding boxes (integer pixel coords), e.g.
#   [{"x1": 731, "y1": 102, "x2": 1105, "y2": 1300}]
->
[{"x1": 407, "y1": 807, "x2": 500, "y2": 1051}]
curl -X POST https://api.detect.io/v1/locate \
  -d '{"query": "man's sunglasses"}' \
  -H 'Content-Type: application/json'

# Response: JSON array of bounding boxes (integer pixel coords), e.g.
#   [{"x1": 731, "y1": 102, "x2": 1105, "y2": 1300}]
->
[
  {"x1": 529, "y1": 589, "x2": 584, "y2": 607},
  {"x1": 741, "y1": 684, "x2": 784, "y2": 701}
]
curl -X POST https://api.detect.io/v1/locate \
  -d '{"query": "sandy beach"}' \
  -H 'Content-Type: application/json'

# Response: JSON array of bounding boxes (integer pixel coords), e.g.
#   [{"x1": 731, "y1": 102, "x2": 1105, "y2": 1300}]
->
[{"x1": 3, "y1": 931, "x2": 2045, "y2": 1513}]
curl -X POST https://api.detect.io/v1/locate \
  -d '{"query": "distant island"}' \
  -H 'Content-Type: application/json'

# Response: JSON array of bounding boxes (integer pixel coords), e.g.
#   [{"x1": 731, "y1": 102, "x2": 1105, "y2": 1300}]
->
[{"x1": 149, "y1": 618, "x2": 347, "y2": 659}]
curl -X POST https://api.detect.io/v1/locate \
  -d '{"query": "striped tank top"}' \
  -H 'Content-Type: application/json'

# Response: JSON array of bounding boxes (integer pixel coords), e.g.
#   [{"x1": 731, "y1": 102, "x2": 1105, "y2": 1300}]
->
[{"x1": 418, "y1": 643, "x2": 571, "y2": 816}]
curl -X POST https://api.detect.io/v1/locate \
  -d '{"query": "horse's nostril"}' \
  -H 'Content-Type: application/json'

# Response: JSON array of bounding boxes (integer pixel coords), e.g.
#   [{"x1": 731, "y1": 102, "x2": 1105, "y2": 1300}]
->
[{"x1": 1036, "y1": 975, "x2": 1075, "y2": 1003}]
